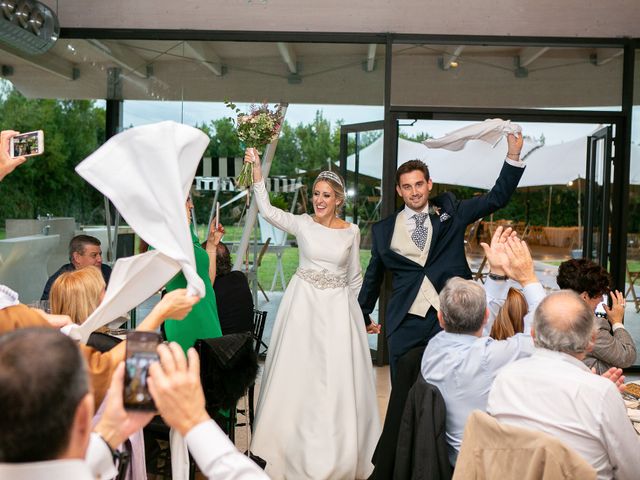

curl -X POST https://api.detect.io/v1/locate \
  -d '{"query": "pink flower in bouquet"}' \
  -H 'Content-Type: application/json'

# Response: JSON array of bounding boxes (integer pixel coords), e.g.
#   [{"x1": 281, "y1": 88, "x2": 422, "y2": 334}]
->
[{"x1": 225, "y1": 101, "x2": 284, "y2": 189}]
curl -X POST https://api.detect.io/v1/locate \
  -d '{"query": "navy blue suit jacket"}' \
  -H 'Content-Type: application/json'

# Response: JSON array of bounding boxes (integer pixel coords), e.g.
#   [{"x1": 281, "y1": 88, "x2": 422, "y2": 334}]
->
[{"x1": 358, "y1": 161, "x2": 525, "y2": 337}]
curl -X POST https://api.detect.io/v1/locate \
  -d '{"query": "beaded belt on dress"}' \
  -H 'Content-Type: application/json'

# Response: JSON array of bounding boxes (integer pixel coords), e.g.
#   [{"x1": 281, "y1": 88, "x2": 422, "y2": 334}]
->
[{"x1": 295, "y1": 267, "x2": 347, "y2": 289}]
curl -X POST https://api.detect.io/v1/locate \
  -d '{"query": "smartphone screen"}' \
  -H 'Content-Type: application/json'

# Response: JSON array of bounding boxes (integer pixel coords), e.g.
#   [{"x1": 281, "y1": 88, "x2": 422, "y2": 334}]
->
[
  {"x1": 594, "y1": 294, "x2": 608, "y2": 318},
  {"x1": 123, "y1": 331, "x2": 162, "y2": 410},
  {"x1": 11, "y1": 130, "x2": 44, "y2": 158}
]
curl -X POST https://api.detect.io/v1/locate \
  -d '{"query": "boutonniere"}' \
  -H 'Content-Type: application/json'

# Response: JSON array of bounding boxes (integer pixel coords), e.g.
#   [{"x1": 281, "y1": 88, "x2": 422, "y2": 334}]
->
[{"x1": 428, "y1": 204, "x2": 451, "y2": 222}]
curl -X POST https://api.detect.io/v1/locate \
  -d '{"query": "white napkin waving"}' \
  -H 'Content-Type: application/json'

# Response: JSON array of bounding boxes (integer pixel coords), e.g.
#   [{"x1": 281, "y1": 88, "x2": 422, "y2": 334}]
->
[
  {"x1": 67, "y1": 250, "x2": 181, "y2": 343},
  {"x1": 76, "y1": 121, "x2": 209, "y2": 298},
  {"x1": 423, "y1": 118, "x2": 522, "y2": 151},
  {"x1": 0, "y1": 284, "x2": 19, "y2": 310}
]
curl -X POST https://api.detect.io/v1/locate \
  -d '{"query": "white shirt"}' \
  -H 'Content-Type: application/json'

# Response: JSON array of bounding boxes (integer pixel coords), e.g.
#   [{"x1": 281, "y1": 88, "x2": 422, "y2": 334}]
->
[
  {"x1": 403, "y1": 203, "x2": 430, "y2": 237},
  {"x1": 422, "y1": 330, "x2": 534, "y2": 465},
  {"x1": 487, "y1": 348, "x2": 640, "y2": 480},
  {"x1": 0, "y1": 460, "x2": 96, "y2": 480},
  {"x1": 0, "y1": 421, "x2": 268, "y2": 480},
  {"x1": 185, "y1": 420, "x2": 269, "y2": 479}
]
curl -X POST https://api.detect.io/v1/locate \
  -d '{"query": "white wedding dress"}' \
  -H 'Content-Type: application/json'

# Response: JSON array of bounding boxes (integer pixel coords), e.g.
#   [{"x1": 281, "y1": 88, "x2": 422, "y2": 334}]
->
[{"x1": 250, "y1": 180, "x2": 381, "y2": 480}]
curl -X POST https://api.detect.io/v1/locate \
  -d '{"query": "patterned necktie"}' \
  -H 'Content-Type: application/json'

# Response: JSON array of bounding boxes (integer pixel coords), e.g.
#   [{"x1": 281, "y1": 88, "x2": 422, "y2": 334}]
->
[{"x1": 411, "y1": 213, "x2": 429, "y2": 251}]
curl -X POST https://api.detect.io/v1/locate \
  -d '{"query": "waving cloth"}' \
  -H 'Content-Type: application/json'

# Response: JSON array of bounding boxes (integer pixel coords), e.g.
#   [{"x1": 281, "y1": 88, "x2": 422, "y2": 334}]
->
[
  {"x1": 69, "y1": 121, "x2": 209, "y2": 343},
  {"x1": 423, "y1": 119, "x2": 522, "y2": 151}
]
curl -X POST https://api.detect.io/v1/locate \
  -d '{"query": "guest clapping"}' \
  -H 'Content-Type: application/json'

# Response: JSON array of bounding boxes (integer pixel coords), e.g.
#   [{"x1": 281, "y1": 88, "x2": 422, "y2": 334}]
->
[{"x1": 556, "y1": 258, "x2": 636, "y2": 373}]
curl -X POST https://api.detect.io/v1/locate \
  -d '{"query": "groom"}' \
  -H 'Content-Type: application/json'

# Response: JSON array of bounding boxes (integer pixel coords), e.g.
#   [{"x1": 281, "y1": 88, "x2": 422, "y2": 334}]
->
[{"x1": 358, "y1": 133, "x2": 525, "y2": 380}]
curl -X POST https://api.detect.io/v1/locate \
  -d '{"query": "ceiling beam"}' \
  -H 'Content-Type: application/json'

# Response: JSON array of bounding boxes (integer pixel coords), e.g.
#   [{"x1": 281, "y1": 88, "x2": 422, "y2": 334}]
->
[
  {"x1": 440, "y1": 45, "x2": 465, "y2": 70},
  {"x1": 86, "y1": 40, "x2": 148, "y2": 78},
  {"x1": 277, "y1": 42, "x2": 297, "y2": 74},
  {"x1": 517, "y1": 46, "x2": 550, "y2": 67},
  {"x1": 365, "y1": 44, "x2": 377, "y2": 72},
  {"x1": 0, "y1": 44, "x2": 77, "y2": 81},
  {"x1": 593, "y1": 48, "x2": 623, "y2": 66},
  {"x1": 183, "y1": 41, "x2": 224, "y2": 76}
]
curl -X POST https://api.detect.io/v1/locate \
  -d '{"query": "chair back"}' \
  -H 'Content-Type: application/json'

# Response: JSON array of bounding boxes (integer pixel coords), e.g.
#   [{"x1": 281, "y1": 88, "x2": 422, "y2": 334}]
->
[
  {"x1": 252, "y1": 309, "x2": 268, "y2": 356},
  {"x1": 195, "y1": 333, "x2": 258, "y2": 411},
  {"x1": 453, "y1": 411, "x2": 597, "y2": 480}
]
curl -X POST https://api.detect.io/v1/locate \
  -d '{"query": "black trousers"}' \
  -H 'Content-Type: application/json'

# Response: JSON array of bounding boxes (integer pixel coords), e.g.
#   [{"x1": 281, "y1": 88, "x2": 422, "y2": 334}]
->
[{"x1": 387, "y1": 308, "x2": 441, "y2": 383}]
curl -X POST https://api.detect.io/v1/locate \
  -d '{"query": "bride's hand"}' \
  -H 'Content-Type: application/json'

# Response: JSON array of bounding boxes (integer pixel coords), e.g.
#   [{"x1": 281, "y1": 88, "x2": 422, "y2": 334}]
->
[
  {"x1": 244, "y1": 147, "x2": 261, "y2": 166},
  {"x1": 246, "y1": 147, "x2": 263, "y2": 183},
  {"x1": 366, "y1": 320, "x2": 381, "y2": 334}
]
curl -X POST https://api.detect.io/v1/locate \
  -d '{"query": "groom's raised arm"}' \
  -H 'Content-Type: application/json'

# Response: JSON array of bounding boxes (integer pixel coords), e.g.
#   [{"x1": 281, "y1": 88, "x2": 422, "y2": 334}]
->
[
  {"x1": 457, "y1": 133, "x2": 525, "y2": 224},
  {"x1": 358, "y1": 227, "x2": 385, "y2": 326}
]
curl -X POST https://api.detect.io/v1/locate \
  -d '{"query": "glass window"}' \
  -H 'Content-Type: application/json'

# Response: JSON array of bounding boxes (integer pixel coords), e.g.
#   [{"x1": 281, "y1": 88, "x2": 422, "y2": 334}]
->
[{"x1": 624, "y1": 48, "x2": 640, "y2": 367}]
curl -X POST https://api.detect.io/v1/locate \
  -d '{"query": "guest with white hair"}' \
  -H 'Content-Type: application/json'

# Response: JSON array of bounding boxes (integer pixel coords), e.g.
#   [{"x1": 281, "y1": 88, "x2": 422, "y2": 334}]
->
[
  {"x1": 488, "y1": 290, "x2": 639, "y2": 480},
  {"x1": 421, "y1": 228, "x2": 542, "y2": 465}
]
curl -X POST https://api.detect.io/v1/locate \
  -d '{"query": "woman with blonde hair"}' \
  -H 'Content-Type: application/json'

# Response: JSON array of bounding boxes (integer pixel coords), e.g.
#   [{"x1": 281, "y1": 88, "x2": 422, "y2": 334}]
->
[
  {"x1": 47, "y1": 264, "x2": 198, "y2": 406},
  {"x1": 247, "y1": 148, "x2": 380, "y2": 480},
  {"x1": 490, "y1": 287, "x2": 527, "y2": 341},
  {"x1": 50, "y1": 266, "x2": 105, "y2": 325}
]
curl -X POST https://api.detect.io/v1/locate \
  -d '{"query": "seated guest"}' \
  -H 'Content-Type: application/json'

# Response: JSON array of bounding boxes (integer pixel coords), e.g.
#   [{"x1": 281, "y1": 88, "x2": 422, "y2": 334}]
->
[
  {"x1": 0, "y1": 328, "x2": 268, "y2": 479},
  {"x1": 50, "y1": 266, "x2": 105, "y2": 325},
  {"x1": 212, "y1": 242, "x2": 254, "y2": 335},
  {"x1": 487, "y1": 290, "x2": 640, "y2": 479},
  {"x1": 480, "y1": 226, "x2": 544, "y2": 336},
  {"x1": 422, "y1": 230, "x2": 543, "y2": 466},
  {"x1": 41, "y1": 235, "x2": 112, "y2": 301},
  {"x1": 489, "y1": 287, "x2": 527, "y2": 340},
  {"x1": 556, "y1": 258, "x2": 636, "y2": 373}
]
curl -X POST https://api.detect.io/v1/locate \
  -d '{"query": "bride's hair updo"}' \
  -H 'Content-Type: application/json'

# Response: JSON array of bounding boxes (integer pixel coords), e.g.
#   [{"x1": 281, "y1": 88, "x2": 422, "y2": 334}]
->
[{"x1": 313, "y1": 170, "x2": 346, "y2": 216}]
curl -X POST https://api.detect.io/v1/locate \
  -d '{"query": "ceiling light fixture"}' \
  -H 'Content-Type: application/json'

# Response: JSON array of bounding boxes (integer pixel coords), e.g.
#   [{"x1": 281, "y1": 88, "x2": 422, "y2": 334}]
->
[{"x1": 0, "y1": 0, "x2": 59, "y2": 55}]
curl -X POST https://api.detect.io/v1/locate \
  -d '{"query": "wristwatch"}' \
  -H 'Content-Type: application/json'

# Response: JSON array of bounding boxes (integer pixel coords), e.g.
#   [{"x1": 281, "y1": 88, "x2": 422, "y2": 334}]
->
[{"x1": 488, "y1": 272, "x2": 508, "y2": 281}]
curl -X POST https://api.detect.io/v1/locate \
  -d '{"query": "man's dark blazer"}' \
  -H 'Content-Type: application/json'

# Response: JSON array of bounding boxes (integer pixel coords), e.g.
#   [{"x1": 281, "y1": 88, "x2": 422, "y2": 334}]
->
[{"x1": 358, "y1": 161, "x2": 524, "y2": 338}]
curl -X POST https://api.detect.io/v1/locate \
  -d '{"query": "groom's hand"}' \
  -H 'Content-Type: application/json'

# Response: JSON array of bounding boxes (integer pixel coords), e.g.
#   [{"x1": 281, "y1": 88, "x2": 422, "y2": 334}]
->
[
  {"x1": 366, "y1": 320, "x2": 381, "y2": 334},
  {"x1": 506, "y1": 133, "x2": 523, "y2": 160}
]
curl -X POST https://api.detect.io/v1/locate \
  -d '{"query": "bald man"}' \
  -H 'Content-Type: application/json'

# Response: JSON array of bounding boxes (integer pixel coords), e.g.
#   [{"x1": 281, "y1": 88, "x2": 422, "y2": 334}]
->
[{"x1": 488, "y1": 291, "x2": 640, "y2": 480}]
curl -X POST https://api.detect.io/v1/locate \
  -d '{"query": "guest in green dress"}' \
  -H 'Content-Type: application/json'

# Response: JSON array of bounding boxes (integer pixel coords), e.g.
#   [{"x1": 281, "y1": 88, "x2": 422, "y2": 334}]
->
[{"x1": 164, "y1": 197, "x2": 224, "y2": 352}]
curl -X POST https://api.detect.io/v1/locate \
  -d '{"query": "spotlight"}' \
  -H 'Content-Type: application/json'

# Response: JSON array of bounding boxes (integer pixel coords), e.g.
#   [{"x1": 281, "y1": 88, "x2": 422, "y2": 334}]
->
[
  {"x1": 0, "y1": 0, "x2": 16, "y2": 20},
  {"x1": 449, "y1": 60, "x2": 459, "y2": 68},
  {"x1": 0, "y1": 0, "x2": 59, "y2": 54},
  {"x1": 14, "y1": 0, "x2": 30, "y2": 28},
  {"x1": 28, "y1": 8, "x2": 43, "y2": 34}
]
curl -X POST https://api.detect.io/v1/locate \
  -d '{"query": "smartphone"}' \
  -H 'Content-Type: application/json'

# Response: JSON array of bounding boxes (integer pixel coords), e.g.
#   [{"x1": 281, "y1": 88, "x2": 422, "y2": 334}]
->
[
  {"x1": 123, "y1": 331, "x2": 162, "y2": 411},
  {"x1": 594, "y1": 294, "x2": 609, "y2": 318},
  {"x1": 10, "y1": 130, "x2": 44, "y2": 158}
]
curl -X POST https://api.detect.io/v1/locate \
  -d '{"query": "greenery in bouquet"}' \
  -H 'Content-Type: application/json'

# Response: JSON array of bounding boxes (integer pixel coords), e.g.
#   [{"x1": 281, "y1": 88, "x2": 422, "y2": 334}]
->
[{"x1": 225, "y1": 101, "x2": 283, "y2": 189}]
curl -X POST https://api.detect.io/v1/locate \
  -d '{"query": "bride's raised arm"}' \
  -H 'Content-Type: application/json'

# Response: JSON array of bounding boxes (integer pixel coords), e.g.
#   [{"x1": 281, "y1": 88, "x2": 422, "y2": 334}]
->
[{"x1": 248, "y1": 148, "x2": 300, "y2": 236}]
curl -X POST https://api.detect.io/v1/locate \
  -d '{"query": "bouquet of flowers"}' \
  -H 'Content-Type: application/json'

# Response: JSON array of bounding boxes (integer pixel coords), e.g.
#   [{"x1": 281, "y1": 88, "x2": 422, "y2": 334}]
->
[{"x1": 225, "y1": 101, "x2": 283, "y2": 189}]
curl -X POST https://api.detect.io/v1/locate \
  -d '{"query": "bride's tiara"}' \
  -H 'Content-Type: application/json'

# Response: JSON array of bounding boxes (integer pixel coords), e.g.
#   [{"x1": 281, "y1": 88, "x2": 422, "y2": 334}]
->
[{"x1": 316, "y1": 170, "x2": 344, "y2": 189}]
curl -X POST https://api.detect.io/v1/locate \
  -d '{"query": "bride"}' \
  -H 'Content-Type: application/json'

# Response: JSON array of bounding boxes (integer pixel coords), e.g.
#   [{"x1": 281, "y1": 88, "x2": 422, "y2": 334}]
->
[{"x1": 247, "y1": 148, "x2": 381, "y2": 479}]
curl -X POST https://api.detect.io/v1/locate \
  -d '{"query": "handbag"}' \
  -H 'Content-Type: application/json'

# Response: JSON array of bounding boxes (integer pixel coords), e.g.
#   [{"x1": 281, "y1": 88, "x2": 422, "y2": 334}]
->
[{"x1": 195, "y1": 332, "x2": 258, "y2": 410}]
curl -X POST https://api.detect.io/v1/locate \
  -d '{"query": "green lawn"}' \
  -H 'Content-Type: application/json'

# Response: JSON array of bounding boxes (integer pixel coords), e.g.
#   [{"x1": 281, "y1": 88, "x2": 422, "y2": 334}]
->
[{"x1": 245, "y1": 247, "x2": 372, "y2": 288}]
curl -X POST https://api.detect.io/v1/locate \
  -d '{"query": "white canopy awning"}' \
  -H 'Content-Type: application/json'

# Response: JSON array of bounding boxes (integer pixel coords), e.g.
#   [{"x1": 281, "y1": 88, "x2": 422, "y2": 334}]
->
[{"x1": 347, "y1": 135, "x2": 640, "y2": 188}]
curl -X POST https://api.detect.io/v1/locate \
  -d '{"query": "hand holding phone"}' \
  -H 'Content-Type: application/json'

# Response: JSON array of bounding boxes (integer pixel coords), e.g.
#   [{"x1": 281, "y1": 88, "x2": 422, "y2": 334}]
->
[
  {"x1": 124, "y1": 331, "x2": 162, "y2": 411},
  {"x1": 0, "y1": 130, "x2": 28, "y2": 181},
  {"x1": 10, "y1": 130, "x2": 44, "y2": 158},
  {"x1": 603, "y1": 289, "x2": 626, "y2": 325}
]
